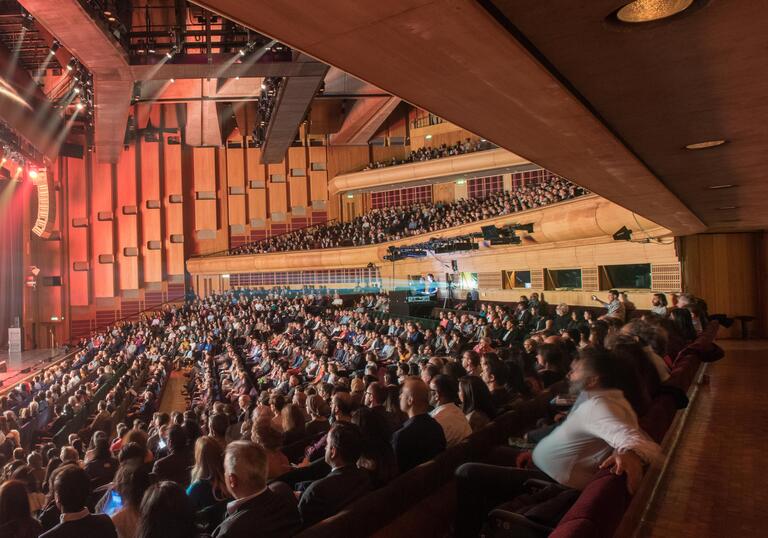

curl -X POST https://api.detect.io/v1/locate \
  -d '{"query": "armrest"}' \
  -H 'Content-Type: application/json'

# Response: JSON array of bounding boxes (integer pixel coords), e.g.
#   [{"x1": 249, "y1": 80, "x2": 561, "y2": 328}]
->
[{"x1": 486, "y1": 509, "x2": 553, "y2": 538}]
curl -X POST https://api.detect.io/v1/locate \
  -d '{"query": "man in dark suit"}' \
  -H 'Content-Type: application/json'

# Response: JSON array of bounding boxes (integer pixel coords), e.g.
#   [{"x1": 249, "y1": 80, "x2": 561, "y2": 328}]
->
[
  {"x1": 298, "y1": 423, "x2": 372, "y2": 526},
  {"x1": 40, "y1": 464, "x2": 117, "y2": 538},
  {"x1": 213, "y1": 441, "x2": 301, "y2": 538},
  {"x1": 152, "y1": 424, "x2": 193, "y2": 487},
  {"x1": 391, "y1": 378, "x2": 446, "y2": 472}
]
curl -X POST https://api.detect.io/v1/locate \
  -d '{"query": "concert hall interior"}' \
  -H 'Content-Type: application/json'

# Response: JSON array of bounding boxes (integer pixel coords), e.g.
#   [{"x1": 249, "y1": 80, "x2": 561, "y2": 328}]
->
[{"x1": 0, "y1": 1, "x2": 765, "y2": 537}]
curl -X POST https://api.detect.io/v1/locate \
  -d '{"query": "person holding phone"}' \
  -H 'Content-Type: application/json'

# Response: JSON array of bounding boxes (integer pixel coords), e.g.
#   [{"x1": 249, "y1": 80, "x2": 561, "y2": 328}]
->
[{"x1": 109, "y1": 462, "x2": 151, "y2": 538}]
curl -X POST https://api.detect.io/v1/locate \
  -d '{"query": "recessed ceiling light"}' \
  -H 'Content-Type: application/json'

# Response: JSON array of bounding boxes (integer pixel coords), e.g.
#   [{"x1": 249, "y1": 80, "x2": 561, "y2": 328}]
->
[
  {"x1": 715, "y1": 206, "x2": 737, "y2": 210},
  {"x1": 707, "y1": 184, "x2": 736, "y2": 190},
  {"x1": 685, "y1": 139, "x2": 727, "y2": 150},
  {"x1": 616, "y1": 0, "x2": 694, "y2": 23}
]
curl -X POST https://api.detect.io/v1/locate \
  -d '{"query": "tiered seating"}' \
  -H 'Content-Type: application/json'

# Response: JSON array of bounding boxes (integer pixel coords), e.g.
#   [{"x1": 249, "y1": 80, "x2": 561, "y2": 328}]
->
[{"x1": 296, "y1": 322, "x2": 721, "y2": 537}]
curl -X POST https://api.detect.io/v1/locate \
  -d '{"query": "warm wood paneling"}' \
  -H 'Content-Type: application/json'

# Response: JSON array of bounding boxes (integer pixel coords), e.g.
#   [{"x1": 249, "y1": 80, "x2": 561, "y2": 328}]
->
[
  {"x1": 327, "y1": 145, "x2": 368, "y2": 179},
  {"x1": 140, "y1": 132, "x2": 162, "y2": 283},
  {"x1": 163, "y1": 136, "x2": 184, "y2": 275},
  {"x1": 116, "y1": 146, "x2": 139, "y2": 290},
  {"x1": 66, "y1": 158, "x2": 89, "y2": 306},
  {"x1": 681, "y1": 233, "x2": 763, "y2": 338},
  {"x1": 193, "y1": 147, "x2": 217, "y2": 232},
  {"x1": 91, "y1": 161, "x2": 115, "y2": 297},
  {"x1": 226, "y1": 145, "x2": 246, "y2": 226}
]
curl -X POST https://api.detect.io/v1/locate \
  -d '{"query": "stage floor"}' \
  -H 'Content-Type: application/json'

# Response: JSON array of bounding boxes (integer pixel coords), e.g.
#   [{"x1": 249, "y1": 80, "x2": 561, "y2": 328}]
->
[{"x1": 0, "y1": 348, "x2": 66, "y2": 388}]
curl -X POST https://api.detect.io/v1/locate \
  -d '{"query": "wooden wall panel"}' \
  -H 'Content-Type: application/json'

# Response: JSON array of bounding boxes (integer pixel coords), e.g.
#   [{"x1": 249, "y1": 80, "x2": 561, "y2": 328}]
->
[
  {"x1": 249, "y1": 188, "x2": 267, "y2": 222},
  {"x1": 163, "y1": 136, "x2": 185, "y2": 275},
  {"x1": 433, "y1": 182, "x2": 456, "y2": 203},
  {"x1": 140, "y1": 136, "x2": 162, "y2": 283},
  {"x1": 193, "y1": 147, "x2": 217, "y2": 232},
  {"x1": 682, "y1": 233, "x2": 762, "y2": 338},
  {"x1": 116, "y1": 146, "x2": 139, "y2": 290},
  {"x1": 327, "y1": 145, "x2": 368, "y2": 178},
  {"x1": 288, "y1": 146, "x2": 307, "y2": 169},
  {"x1": 310, "y1": 171, "x2": 328, "y2": 202},
  {"x1": 226, "y1": 145, "x2": 246, "y2": 226},
  {"x1": 66, "y1": 158, "x2": 89, "y2": 305},
  {"x1": 246, "y1": 147, "x2": 266, "y2": 180},
  {"x1": 91, "y1": 161, "x2": 115, "y2": 297},
  {"x1": 268, "y1": 181, "x2": 288, "y2": 215},
  {"x1": 289, "y1": 176, "x2": 308, "y2": 208}
]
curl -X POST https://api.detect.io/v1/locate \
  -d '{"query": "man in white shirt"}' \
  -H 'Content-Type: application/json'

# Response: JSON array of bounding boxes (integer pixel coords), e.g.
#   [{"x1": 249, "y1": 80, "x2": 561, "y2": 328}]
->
[
  {"x1": 429, "y1": 375, "x2": 472, "y2": 448},
  {"x1": 454, "y1": 347, "x2": 661, "y2": 537}
]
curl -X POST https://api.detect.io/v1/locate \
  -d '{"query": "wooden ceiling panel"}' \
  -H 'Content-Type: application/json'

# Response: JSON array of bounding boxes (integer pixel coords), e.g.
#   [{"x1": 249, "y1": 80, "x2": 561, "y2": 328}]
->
[{"x1": 191, "y1": 0, "x2": 705, "y2": 235}]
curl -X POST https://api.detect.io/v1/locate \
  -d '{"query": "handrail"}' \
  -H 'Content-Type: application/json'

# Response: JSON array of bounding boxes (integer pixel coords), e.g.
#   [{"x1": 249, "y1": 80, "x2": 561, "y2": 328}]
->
[{"x1": 198, "y1": 218, "x2": 337, "y2": 259}]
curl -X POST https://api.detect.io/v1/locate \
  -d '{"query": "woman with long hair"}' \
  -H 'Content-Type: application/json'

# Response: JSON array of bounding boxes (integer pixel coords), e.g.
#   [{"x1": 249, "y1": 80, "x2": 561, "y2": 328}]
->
[
  {"x1": 280, "y1": 404, "x2": 307, "y2": 446},
  {"x1": 186, "y1": 436, "x2": 229, "y2": 512},
  {"x1": 0, "y1": 480, "x2": 43, "y2": 538},
  {"x1": 110, "y1": 461, "x2": 151, "y2": 538},
  {"x1": 85, "y1": 437, "x2": 119, "y2": 489},
  {"x1": 458, "y1": 376, "x2": 497, "y2": 432},
  {"x1": 136, "y1": 481, "x2": 198, "y2": 538}
]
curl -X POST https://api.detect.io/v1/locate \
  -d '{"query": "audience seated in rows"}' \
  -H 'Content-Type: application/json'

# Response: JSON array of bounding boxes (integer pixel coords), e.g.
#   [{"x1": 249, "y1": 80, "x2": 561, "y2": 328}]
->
[
  {"x1": 0, "y1": 286, "x2": 711, "y2": 537},
  {"x1": 230, "y1": 177, "x2": 586, "y2": 255},
  {"x1": 362, "y1": 138, "x2": 494, "y2": 170}
]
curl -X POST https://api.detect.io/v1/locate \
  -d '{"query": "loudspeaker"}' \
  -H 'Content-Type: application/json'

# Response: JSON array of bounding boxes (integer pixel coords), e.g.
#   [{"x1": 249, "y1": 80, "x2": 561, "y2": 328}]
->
[
  {"x1": 451, "y1": 260, "x2": 459, "y2": 272},
  {"x1": 0, "y1": 361, "x2": 7, "y2": 373}
]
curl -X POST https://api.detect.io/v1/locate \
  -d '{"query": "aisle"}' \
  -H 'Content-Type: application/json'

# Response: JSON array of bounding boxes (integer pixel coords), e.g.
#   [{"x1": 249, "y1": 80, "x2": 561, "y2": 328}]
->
[
  {"x1": 637, "y1": 340, "x2": 768, "y2": 537},
  {"x1": 159, "y1": 369, "x2": 188, "y2": 414}
]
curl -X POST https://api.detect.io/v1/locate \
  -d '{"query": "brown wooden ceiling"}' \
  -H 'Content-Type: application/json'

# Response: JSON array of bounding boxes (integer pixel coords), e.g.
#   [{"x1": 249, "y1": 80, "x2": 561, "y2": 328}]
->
[
  {"x1": 487, "y1": 0, "x2": 767, "y2": 231},
  {"x1": 190, "y1": 0, "x2": 712, "y2": 235}
]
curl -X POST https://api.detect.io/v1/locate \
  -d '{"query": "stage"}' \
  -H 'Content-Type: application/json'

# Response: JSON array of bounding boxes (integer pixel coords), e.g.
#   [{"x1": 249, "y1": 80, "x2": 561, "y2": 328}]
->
[{"x1": 0, "y1": 348, "x2": 66, "y2": 389}]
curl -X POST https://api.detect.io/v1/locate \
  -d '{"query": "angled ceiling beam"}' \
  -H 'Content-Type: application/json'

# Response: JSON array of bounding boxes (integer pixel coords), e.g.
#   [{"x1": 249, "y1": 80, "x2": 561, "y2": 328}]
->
[
  {"x1": 190, "y1": 0, "x2": 704, "y2": 234},
  {"x1": 330, "y1": 95, "x2": 401, "y2": 145},
  {"x1": 130, "y1": 57, "x2": 329, "y2": 80},
  {"x1": 19, "y1": 0, "x2": 132, "y2": 163},
  {"x1": 261, "y1": 62, "x2": 329, "y2": 163}
]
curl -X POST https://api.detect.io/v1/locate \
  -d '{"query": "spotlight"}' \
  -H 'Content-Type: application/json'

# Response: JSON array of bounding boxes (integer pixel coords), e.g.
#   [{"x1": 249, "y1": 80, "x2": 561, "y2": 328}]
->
[
  {"x1": 165, "y1": 45, "x2": 178, "y2": 59},
  {"x1": 239, "y1": 48, "x2": 246, "y2": 57},
  {"x1": 260, "y1": 83, "x2": 266, "y2": 90},
  {"x1": 66, "y1": 58, "x2": 77, "y2": 71},
  {"x1": 28, "y1": 169, "x2": 38, "y2": 179},
  {"x1": 612, "y1": 226, "x2": 633, "y2": 241},
  {"x1": 74, "y1": 87, "x2": 81, "y2": 94},
  {"x1": 76, "y1": 103, "x2": 84, "y2": 110},
  {"x1": 20, "y1": 12, "x2": 33, "y2": 30},
  {"x1": 50, "y1": 40, "x2": 60, "y2": 54},
  {"x1": 169, "y1": 78, "x2": 175, "y2": 83}
]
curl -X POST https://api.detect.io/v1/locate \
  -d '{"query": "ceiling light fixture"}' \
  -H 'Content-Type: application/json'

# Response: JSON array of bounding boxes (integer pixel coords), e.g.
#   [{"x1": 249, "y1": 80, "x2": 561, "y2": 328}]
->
[
  {"x1": 685, "y1": 139, "x2": 727, "y2": 150},
  {"x1": 616, "y1": 0, "x2": 694, "y2": 23},
  {"x1": 707, "y1": 184, "x2": 736, "y2": 190}
]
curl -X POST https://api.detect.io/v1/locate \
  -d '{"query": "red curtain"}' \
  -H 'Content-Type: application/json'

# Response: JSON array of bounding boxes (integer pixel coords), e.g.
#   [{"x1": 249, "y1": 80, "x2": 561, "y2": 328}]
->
[{"x1": 0, "y1": 180, "x2": 24, "y2": 348}]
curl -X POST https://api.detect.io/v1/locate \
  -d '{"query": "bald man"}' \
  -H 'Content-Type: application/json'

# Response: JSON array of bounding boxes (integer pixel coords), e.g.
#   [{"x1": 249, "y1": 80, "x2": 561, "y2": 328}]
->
[{"x1": 391, "y1": 377, "x2": 446, "y2": 472}]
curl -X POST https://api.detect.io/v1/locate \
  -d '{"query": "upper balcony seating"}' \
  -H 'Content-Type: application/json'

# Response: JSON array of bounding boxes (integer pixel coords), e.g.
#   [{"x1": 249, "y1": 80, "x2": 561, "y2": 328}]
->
[
  {"x1": 362, "y1": 138, "x2": 496, "y2": 171},
  {"x1": 226, "y1": 177, "x2": 587, "y2": 256}
]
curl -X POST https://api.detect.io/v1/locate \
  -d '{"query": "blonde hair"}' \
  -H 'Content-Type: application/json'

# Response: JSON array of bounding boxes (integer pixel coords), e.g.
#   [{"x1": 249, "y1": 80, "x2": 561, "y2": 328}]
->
[{"x1": 191, "y1": 436, "x2": 227, "y2": 500}]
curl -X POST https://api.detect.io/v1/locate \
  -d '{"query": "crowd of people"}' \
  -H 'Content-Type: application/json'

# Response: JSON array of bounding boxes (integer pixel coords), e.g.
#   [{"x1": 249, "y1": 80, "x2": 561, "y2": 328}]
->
[
  {"x1": 362, "y1": 138, "x2": 494, "y2": 171},
  {"x1": 230, "y1": 177, "x2": 587, "y2": 255},
  {"x1": 0, "y1": 285, "x2": 711, "y2": 537}
]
